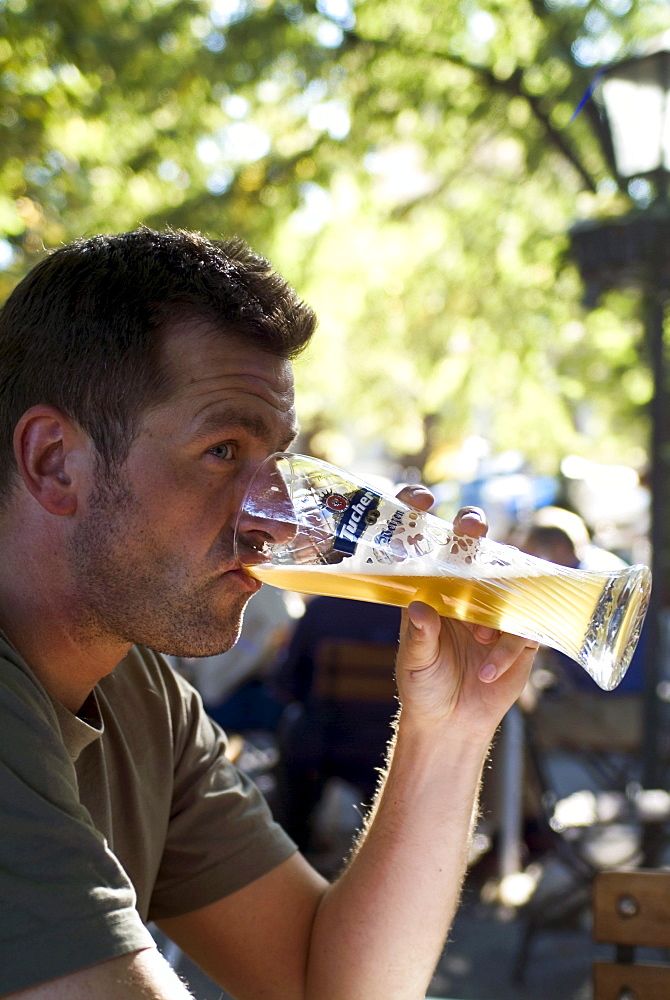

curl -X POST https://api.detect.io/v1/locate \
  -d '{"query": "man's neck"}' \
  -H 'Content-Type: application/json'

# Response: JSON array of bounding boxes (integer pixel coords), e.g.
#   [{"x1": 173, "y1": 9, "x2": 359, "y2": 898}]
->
[
  {"x1": 0, "y1": 595, "x2": 132, "y2": 713},
  {"x1": 0, "y1": 524, "x2": 131, "y2": 713}
]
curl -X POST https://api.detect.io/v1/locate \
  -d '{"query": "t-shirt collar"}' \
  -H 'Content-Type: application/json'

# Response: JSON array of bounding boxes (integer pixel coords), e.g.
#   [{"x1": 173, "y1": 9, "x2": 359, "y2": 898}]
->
[{"x1": 49, "y1": 691, "x2": 105, "y2": 762}]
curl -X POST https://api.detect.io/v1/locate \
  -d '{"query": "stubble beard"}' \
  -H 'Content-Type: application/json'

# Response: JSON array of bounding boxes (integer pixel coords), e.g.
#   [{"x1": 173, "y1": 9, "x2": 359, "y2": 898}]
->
[{"x1": 67, "y1": 471, "x2": 249, "y2": 658}]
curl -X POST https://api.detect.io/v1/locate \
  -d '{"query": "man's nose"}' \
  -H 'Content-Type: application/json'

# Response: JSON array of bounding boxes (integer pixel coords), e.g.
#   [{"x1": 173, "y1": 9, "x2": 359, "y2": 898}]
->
[{"x1": 235, "y1": 462, "x2": 298, "y2": 557}]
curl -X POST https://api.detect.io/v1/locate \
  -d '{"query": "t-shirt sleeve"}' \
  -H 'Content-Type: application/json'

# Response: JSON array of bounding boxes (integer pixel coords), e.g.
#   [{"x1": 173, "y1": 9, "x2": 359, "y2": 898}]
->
[
  {"x1": 147, "y1": 663, "x2": 297, "y2": 921},
  {"x1": 0, "y1": 655, "x2": 154, "y2": 995}
]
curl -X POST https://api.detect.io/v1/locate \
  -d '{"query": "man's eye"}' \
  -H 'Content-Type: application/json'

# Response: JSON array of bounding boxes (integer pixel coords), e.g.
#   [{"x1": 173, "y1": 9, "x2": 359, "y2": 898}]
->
[{"x1": 209, "y1": 443, "x2": 235, "y2": 460}]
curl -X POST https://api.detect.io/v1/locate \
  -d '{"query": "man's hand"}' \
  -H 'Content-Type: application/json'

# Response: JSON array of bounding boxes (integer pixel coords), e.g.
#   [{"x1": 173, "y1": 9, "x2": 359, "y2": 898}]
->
[{"x1": 393, "y1": 489, "x2": 538, "y2": 744}]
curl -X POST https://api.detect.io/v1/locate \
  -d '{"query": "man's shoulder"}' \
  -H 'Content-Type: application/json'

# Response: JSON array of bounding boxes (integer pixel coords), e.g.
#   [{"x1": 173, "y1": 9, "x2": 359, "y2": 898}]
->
[{"x1": 0, "y1": 631, "x2": 56, "y2": 720}]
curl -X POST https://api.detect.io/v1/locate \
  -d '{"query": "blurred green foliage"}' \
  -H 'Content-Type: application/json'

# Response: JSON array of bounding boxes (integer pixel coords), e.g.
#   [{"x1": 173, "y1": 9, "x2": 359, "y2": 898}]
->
[{"x1": 0, "y1": 0, "x2": 667, "y2": 478}]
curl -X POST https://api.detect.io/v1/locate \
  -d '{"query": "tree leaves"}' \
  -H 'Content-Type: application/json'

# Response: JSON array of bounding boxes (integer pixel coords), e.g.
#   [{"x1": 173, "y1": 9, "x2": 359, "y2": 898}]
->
[{"x1": 0, "y1": 0, "x2": 663, "y2": 477}]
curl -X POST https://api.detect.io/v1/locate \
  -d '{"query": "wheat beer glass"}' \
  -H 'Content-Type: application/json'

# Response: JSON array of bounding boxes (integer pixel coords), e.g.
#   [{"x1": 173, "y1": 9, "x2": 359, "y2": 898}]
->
[{"x1": 234, "y1": 453, "x2": 651, "y2": 691}]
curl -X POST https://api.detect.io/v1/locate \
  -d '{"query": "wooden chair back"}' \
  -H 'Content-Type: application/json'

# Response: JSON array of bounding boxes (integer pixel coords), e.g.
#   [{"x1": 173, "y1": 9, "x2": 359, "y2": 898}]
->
[
  {"x1": 313, "y1": 639, "x2": 398, "y2": 703},
  {"x1": 593, "y1": 869, "x2": 670, "y2": 1000},
  {"x1": 305, "y1": 637, "x2": 398, "y2": 794}
]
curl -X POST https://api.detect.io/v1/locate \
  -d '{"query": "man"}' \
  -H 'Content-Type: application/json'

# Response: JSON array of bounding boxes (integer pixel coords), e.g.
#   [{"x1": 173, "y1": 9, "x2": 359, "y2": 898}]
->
[{"x1": 0, "y1": 228, "x2": 537, "y2": 1000}]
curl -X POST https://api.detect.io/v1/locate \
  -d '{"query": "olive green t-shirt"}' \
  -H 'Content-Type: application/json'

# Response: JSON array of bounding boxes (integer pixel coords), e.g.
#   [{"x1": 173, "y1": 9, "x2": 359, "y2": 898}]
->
[{"x1": 0, "y1": 635, "x2": 296, "y2": 995}]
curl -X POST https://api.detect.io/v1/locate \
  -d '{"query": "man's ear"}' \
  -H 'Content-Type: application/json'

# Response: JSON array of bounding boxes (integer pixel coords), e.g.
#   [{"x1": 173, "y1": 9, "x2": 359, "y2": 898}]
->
[{"x1": 13, "y1": 405, "x2": 91, "y2": 516}]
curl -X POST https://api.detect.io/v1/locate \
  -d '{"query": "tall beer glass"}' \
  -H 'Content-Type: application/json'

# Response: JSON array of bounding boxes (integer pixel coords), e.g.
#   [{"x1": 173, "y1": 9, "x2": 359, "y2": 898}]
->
[{"x1": 234, "y1": 453, "x2": 651, "y2": 691}]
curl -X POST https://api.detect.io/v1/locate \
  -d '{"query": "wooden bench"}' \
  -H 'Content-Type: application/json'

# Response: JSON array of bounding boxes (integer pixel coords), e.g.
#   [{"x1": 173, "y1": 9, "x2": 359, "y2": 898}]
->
[{"x1": 593, "y1": 869, "x2": 670, "y2": 999}]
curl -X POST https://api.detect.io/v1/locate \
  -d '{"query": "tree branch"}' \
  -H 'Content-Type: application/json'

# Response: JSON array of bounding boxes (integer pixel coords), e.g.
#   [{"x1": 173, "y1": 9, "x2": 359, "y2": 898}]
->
[
  {"x1": 347, "y1": 30, "x2": 599, "y2": 193},
  {"x1": 523, "y1": 0, "x2": 621, "y2": 182}
]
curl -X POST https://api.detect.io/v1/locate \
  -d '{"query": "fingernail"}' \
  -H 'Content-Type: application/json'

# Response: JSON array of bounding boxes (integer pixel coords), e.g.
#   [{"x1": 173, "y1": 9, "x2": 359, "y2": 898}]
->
[
  {"x1": 480, "y1": 663, "x2": 497, "y2": 682},
  {"x1": 407, "y1": 603, "x2": 424, "y2": 629},
  {"x1": 460, "y1": 507, "x2": 484, "y2": 521}
]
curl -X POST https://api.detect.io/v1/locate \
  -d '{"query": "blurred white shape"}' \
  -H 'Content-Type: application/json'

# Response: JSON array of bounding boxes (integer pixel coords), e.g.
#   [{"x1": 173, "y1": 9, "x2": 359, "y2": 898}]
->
[
  {"x1": 0, "y1": 239, "x2": 14, "y2": 271},
  {"x1": 223, "y1": 122, "x2": 271, "y2": 162},
  {"x1": 308, "y1": 100, "x2": 350, "y2": 139},
  {"x1": 290, "y1": 183, "x2": 333, "y2": 234},
  {"x1": 498, "y1": 870, "x2": 539, "y2": 907},
  {"x1": 224, "y1": 94, "x2": 249, "y2": 119},
  {"x1": 468, "y1": 9, "x2": 497, "y2": 43}
]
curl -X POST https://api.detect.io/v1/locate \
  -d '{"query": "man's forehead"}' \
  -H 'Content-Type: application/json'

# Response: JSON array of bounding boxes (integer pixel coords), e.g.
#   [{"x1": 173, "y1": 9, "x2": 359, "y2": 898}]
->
[
  {"x1": 156, "y1": 318, "x2": 298, "y2": 444},
  {"x1": 160, "y1": 318, "x2": 296, "y2": 392}
]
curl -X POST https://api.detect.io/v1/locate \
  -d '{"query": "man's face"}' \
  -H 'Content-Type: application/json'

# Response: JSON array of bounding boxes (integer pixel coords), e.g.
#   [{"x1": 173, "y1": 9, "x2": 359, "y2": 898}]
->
[{"x1": 67, "y1": 319, "x2": 299, "y2": 657}]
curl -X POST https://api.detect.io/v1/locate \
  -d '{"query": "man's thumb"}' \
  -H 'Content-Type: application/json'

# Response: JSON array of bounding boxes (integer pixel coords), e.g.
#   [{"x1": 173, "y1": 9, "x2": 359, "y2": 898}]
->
[{"x1": 399, "y1": 601, "x2": 441, "y2": 671}]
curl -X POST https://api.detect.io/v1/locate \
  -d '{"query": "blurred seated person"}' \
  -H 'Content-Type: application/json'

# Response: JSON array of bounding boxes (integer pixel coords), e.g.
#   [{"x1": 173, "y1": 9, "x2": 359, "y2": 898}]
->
[
  {"x1": 517, "y1": 509, "x2": 643, "y2": 757},
  {"x1": 169, "y1": 584, "x2": 293, "y2": 733},
  {"x1": 271, "y1": 596, "x2": 402, "y2": 850},
  {"x1": 523, "y1": 505, "x2": 629, "y2": 573}
]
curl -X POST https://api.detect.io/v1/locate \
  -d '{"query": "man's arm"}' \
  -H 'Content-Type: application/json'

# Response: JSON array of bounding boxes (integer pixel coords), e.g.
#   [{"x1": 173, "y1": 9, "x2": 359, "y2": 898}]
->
[
  {"x1": 156, "y1": 610, "x2": 534, "y2": 1000},
  {"x1": 157, "y1": 503, "x2": 537, "y2": 1000},
  {"x1": 305, "y1": 607, "x2": 536, "y2": 1000},
  {"x1": 5, "y1": 948, "x2": 194, "y2": 1000}
]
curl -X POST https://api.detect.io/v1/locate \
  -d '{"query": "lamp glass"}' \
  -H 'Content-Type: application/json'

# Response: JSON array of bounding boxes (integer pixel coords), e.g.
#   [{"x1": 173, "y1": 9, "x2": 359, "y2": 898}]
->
[{"x1": 601, "y1": 51, "x2": 670, "y2": 178}]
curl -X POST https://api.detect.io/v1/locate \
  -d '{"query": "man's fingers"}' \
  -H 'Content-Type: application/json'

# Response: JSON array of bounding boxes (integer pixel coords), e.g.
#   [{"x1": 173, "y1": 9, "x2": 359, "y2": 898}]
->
[
  {"x1": 393, "y1": 494, "x2": 489, "y2": 542},
  {"x1": 395, "y1": 484, "x2": 434, "y2": 511},
  {"x1": 477, "y1": 633, "x2": 539, "y2": 683},
  {"x1": 472, "y1": 624, "x2": 500, "y2": 644},
  {"x1": 399, "y1": 601, "x2": 442, "y2": 671},
  {"x1": 453, "y1": 506, "x2": 488, "y2": 539}
]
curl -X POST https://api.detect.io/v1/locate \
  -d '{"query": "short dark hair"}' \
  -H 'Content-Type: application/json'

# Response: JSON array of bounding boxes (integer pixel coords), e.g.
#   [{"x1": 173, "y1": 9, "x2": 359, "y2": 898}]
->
[
  {"x1": 524, "y1": 525, "x2": 577, "y2": 555},
  {"x1": 0, "y1": 228, "x2": 316, "y2": 500}
]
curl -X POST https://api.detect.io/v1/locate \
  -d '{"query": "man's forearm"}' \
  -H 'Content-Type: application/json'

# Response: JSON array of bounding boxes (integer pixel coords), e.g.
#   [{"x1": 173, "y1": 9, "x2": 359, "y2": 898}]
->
[
  {"x1": 3, "y1": 948, "x2": 195, "y2": 1000},
  {"x1": 306, "y1": 716, "x2": 490, "y2": 1000}
]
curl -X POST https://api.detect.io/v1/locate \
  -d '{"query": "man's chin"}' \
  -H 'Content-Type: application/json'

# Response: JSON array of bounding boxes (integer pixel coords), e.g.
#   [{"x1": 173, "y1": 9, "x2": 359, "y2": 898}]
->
[
  {"x1": 158, "y1": 607, "x2": 248, "y2": 660},
  {"x1": 142, "y1": 585, "x2": 255, "y2": 658}
]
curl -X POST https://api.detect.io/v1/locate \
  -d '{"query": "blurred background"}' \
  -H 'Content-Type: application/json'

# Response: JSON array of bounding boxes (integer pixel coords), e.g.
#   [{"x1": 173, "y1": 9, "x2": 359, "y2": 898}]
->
[
  {"x1": 0, "y1": 0, "x2": 665, "y2": 509},
  {"x1": 3, "y1": 1, "x2": 670, "y2": 997}
]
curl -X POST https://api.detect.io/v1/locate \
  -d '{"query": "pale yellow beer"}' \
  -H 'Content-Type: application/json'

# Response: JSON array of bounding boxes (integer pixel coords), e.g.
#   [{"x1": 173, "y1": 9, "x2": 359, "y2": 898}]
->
[{"x1": 247, "y1": 562, "x2": 648, "y2": 689}]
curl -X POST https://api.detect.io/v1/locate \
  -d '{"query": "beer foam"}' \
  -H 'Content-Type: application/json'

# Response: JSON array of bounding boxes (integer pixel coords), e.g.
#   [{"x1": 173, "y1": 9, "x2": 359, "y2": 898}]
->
[{"x1": 305, "y1": 538, "x2": 550, "y2": 580}]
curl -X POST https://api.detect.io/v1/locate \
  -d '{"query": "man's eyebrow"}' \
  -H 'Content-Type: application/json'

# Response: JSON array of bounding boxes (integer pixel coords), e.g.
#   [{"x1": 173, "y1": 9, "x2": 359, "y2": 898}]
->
[
  {"x1": 281, "y1": 426, "x2": 301, "y2": 450},
  {"x1": 192, "y1": 407, "x2": 299, "y2": 448},
  {"x1": 192, "y1": 408, "x2": 267, "y2": 440}
]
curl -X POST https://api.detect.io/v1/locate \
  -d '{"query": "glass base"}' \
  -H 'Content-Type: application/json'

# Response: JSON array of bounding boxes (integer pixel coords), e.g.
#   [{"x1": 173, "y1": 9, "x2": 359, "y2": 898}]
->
[{"x1": 577, "y1": 564, "x2": 652, "y2": 691}]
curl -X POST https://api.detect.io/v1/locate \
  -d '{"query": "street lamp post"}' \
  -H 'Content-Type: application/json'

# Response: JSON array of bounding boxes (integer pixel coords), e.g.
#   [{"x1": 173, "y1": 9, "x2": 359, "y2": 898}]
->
[{"x1": 569, "y1": 37, "x2": 670, "y2": 806}]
